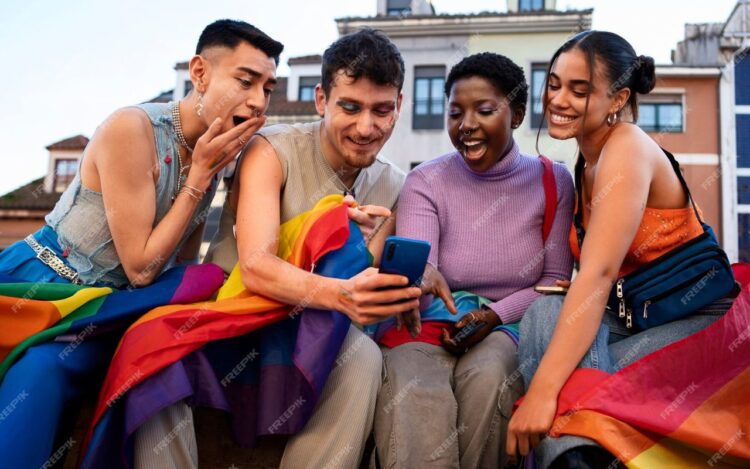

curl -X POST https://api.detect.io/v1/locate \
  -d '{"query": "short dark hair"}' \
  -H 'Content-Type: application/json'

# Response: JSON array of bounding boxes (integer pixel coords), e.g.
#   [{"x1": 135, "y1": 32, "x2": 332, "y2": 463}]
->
[
  {"x1": 196, "y1": 19, "x2": 284, "y2": 65},
  {"x1": 321, "y1": 28, "x2": 405, "y2": 96},
  {"x1": 444, "y1": 52, "x2": 528, "y2": 114}
]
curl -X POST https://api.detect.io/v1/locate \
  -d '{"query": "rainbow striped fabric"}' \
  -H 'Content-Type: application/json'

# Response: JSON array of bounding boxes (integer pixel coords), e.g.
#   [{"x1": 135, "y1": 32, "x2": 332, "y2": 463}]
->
[
  {"x1": 547, "y1": 282, "x2": 750, "y2": 467},
  {"x1": 0, "y1": 264, "x2": 224, "y2": 381},
  {"x1": 81, "y1": 195, "x2": 370, "y2": 468}
]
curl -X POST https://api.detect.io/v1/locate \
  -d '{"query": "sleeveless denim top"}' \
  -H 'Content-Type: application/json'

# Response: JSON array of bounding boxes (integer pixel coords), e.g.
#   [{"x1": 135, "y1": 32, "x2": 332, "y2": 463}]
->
[{"x1": 45, "y1": 102, "x2": 216, "y2": 288}]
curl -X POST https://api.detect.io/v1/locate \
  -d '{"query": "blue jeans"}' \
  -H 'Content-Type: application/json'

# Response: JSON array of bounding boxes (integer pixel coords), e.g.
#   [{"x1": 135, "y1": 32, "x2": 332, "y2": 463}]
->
[
  {"x1": 0, "y1": 226, "x2": 118, "y2": 467},
  {"x1": 0, "y1": 338, "x2": 116, "y2": 468},
  {"x1": 518, "y1": 294, "x2": 731, "y2": 468}
]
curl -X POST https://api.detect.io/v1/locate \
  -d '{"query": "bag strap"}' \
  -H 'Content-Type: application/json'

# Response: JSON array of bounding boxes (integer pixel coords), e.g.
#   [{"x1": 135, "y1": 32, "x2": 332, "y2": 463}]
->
[
  {"x1": 573, "y1": 147, "x2": 705, "y2": 252},
  {"x1": 540, "y1": 155, "x2": 557, "y2": 243},
  {"x1": 661, "y1": 148, "x2": 705, "y2": 225},
  {"x1": 573, "y1": 155, "x2": 586, "y2": 252}
]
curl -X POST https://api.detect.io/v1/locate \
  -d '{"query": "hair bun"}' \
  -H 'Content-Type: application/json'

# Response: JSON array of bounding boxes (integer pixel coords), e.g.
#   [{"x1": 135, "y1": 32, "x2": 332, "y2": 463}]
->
[{"x1": 634, "y1": 54, "x2": 656, "y2": 94}]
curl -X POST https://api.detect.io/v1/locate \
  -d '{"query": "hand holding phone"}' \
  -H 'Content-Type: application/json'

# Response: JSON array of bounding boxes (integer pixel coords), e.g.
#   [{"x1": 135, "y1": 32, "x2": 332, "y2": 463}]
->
[
  {"x1": 441, "y1": 308, "x2": 500, "y2": 355},
  {"x1": 336, "y1": 268, "x2": 422, "y2": 325},
  {"x1": 378, "y1": 236, "x2": 430, "y2": 287}
]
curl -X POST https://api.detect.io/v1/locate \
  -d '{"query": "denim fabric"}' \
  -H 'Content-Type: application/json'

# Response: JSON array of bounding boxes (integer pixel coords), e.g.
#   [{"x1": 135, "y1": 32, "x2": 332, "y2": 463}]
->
[
  {"x1": 0, "y1": 225, "x2": 82, "y2": 284},
  {"x1": 45, "y1": 102, "x2": 216, "y2": 287},
  {"x1": 518, "y1": 294, "x2": 732, "y2": 467},
  {"x1": 0, "y1": 337, "x2": 117, "y2": 468}
]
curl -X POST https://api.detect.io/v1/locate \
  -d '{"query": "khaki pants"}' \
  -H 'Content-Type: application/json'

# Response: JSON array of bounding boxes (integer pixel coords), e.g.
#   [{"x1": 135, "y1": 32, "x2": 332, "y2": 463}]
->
[
  {"x1": 373, "y1": 332, "x2": 522, "y2": 469},
  {"x1": 134, "y1": 325, "x2": 382, "y2": 469}
]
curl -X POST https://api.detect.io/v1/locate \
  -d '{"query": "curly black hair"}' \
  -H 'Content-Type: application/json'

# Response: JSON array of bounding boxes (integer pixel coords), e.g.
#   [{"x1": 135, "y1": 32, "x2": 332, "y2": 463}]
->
[
  {"x1": 196, "y1": 19, "x2": 284, "y2": 65},
  {"x1": 444, "y1": 52, "x2": 528, "y2": 113},
  {"x1": 321, "y1": 28, "x2": 405, "y2": 96}
]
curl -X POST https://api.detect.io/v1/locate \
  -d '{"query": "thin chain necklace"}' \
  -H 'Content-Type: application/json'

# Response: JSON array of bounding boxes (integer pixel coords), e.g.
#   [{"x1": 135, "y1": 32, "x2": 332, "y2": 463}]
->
[{"x1": 171, "y1": 101, "x2": 193, "y2": 196}]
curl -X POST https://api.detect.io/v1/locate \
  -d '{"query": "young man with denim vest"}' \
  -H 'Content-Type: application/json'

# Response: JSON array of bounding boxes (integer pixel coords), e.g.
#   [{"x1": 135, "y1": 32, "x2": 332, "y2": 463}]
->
[{"x1": 0, "y1": 19, "x2": 281, "y2": 468}]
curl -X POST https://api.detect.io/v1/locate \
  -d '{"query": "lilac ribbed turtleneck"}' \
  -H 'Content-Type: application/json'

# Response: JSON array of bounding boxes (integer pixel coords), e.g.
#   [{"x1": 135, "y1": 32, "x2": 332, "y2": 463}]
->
[{"x1": 396, "y1": 142, "x2": 575, "y2": 324}]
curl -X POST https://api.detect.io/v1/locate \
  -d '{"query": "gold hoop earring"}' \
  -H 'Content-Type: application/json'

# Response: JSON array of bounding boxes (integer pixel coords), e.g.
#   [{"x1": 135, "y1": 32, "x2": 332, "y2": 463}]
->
[{"x1": 606, "y1": 111, "x2": 619, "y2": 127}]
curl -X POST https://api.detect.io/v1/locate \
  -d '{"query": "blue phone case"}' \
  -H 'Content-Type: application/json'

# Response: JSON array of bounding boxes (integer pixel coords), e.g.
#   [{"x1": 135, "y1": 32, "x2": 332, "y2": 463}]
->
[{"x1": 379, "y1": 236, "x2": 431, "y2": 286}]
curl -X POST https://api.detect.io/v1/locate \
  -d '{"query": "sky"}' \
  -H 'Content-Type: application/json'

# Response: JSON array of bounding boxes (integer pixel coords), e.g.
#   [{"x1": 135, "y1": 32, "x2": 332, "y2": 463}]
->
[{"x1": 0, "y1": 0, "x2": 739, "y2": 194}]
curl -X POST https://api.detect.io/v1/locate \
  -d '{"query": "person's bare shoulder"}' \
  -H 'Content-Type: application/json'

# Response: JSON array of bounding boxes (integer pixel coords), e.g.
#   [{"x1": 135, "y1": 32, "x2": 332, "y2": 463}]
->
[
  {"x1": 602, "y1": 123, "x2": 661, "y2": 168},
  {"x1": 91, "y1": 107, "x2": 154, "y2": 161},
  {"x1": 94, "y1": 107, "x2": 152, "y2": 142}
]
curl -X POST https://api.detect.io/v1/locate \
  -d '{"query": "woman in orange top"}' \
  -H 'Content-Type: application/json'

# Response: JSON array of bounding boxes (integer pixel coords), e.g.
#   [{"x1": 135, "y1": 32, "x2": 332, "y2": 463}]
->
[{"x1": 506, "y1": 30, "x2": 735, "y2": 468}]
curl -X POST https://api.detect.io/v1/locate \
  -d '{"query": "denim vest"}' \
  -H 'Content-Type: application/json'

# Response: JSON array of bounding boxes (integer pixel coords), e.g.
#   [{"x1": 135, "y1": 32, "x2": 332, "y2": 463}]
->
[{"x1": 45, "y1": 102, "x2": 216, "y2": 287}]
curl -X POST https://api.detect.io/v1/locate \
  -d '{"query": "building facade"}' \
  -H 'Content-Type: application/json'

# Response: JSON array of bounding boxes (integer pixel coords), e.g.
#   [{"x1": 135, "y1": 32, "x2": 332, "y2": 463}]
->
[
  {"x1": 672, "y1": 0, "x2": 749, "y2": 261},
  {"x1": 722, "y1": 1, "x2": 750, "y2": 262},
  {"x1": 0, "y1": 136, "x2": 87, "y2": 249}
]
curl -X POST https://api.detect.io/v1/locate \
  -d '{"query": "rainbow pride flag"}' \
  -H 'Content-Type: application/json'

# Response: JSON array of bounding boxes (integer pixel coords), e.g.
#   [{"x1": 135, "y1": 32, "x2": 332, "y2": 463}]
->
[
  {"x1": 546, "y1": 283, "x2": 750, "y2": 467},
  {"x1": 0, "y1": 255, "x2": 224, "y2": 468},
  {"x1": 81, "y1": 195, "x2": 371, "y2": 468},
  {"x1": 0, "y1": 263, "x2": 224, "y2": 380}
]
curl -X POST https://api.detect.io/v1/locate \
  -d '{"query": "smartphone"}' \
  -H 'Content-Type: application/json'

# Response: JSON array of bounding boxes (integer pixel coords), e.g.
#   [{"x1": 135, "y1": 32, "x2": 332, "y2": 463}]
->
[
  {"x1": 379, "y1": 236, "x2": 431, "y2": 287},
  {"x1": 534, "y1": 285, "x2": 569, "y2": 295},
  {"x1": 452, "y1": 319, "x2": 487, "y2": 344}
]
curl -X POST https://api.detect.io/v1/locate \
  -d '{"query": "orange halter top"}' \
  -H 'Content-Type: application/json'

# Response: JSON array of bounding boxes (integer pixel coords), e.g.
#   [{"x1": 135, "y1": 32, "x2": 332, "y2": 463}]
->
[{"x1": 569, "y1": 202, "x2": 704, "y2": 277}]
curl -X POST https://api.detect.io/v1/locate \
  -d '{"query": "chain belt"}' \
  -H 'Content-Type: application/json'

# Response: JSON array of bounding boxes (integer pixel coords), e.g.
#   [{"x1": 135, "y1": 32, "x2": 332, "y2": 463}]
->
[{"x1": 24, "y1": 235, "x2": 82, "y2": 285}]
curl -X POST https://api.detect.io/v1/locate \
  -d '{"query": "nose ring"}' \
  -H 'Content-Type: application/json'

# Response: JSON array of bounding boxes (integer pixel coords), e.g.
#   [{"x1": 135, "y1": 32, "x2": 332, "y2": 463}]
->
[{"x1": 462, "y1": 129, "x2": 472, "y2": 136}]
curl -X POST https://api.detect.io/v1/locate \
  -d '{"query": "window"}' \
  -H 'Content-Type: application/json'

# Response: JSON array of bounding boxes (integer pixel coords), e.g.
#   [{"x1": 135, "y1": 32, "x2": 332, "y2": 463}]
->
[
  {"x1": 530, "y1": 63, "x2": 548, "y2": 129},
  {"x1": 738, "y1": 114, "x2": 750, "y2": 168},
  {"x1": 413, "y1": 66, "x2": 445, "y2": 130},
  {"x1": 738, "y1": 177, "x2": 750, "y2": 205},
  {"x1": 739, "y1": 214, "x2": 750, "y2": 263},
  {"x1": 410, "y1": 162, "x2": 422, "y2": 170},
  {"x1": 638, "y1": 102, "x2": 683, "y2": 132},
  {"x1": 735, "y1": 49, "x2": 750, "y2": 105},
  {"x1": 298, "y1": 76, "x2": 319, "y2": 102},
  {"x1": 54, "y1": 159, "x2": 78, "y2": 192},
  {"x1": 387, "y1": 0, "x2": 411, "y2": 16},
  {"x1": 519, "y1": 0, "x2": 544, "y2": 11}
]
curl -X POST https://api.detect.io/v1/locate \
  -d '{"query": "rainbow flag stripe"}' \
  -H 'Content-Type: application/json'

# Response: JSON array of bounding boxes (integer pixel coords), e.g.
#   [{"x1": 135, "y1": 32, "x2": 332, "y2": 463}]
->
[
  {"x1": 0, "y1": 264, "x2": 224, "y2": 380},
  {"x1": 81, "y1": 195, "x2": 370, "y2": 468},
  {"x1": 548, "y1": 283, "x2": 750, "y2": 467}
]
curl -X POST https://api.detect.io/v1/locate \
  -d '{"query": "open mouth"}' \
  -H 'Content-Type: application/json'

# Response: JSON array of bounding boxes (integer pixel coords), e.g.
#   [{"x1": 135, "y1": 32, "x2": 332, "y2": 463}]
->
[
  {"x1": 460, "y1": 140, "x2": 488, "y2": 160},
  {"x1": 233, "y1": 115, "x2": 250, "y2": 127}
]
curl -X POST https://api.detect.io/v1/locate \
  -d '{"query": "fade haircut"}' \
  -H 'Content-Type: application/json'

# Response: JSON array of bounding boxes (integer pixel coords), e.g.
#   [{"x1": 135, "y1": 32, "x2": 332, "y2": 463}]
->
[{"x1": 196, "y1": 19, "x2": 284, "y2": 65}]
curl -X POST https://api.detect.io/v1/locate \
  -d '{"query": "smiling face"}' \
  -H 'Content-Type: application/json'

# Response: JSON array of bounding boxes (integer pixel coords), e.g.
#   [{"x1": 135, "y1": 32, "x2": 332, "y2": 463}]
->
[
  {"x1": 447, "y1": 76, "x2": 524, "y2": 173},
  {"x1": 545, "y1": 48, "x2": 628, "y2": 141},
  {"x1": 315, "y1": 73, "x2": 402, "y2": 172},
  {"x1": 190, "y1": 41, "x2": 278, "y2": 133}
]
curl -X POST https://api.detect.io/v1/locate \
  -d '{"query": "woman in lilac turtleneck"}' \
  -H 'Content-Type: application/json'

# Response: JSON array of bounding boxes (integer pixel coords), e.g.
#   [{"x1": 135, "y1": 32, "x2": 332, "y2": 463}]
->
[{"x1": 372, "y1": 53, "x2": 574, "y2": 468}]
